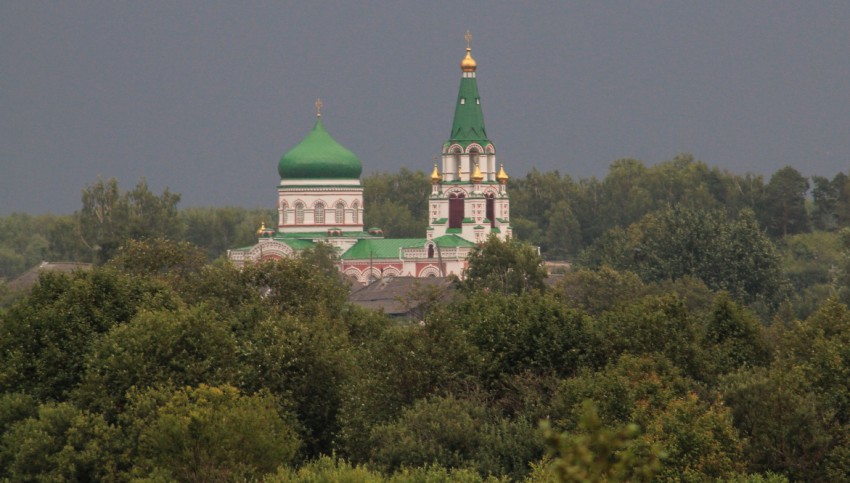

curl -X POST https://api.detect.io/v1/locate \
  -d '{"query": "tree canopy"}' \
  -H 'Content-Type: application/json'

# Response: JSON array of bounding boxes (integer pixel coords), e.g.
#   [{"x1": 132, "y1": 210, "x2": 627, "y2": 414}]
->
[{"x1": 3, "y1": 162, "x2": 850, "y2": 481}]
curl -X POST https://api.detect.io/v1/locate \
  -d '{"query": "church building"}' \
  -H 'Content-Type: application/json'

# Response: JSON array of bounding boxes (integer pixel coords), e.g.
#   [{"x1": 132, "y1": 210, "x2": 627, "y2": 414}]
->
[{"x1": 228, "y1": 35, "x2": 511, "y2": 283}]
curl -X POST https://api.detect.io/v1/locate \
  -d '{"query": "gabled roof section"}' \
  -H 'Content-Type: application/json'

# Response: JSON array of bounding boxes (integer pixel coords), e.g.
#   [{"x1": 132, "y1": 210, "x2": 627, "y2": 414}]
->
[
  {"x1": 7, "y1": 261, "x2": 93, "y2": 293},
  {"x1": 431, "y1": 234, "x2": 476, "y2": 248},
  {"x1": 348, "y1": 276, "x2": 455, "y2": 316},
  {"x1": 341, "y1": 238, "x2": 426, "y2": 260}
]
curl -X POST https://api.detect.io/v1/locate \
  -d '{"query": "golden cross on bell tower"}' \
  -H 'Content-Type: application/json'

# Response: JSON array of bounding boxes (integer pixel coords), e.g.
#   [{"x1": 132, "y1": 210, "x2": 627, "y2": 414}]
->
[
  {"x1": 315, "y1": 98, "x2": 323, "y2": 117},
  {"x1": 465, "y1": 30, "x2": 472, "y2": 49}
]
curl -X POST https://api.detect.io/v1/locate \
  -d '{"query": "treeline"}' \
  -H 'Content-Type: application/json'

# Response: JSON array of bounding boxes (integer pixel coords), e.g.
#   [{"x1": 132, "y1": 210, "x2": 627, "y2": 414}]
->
[
  {"x1": 364, "y1": 155, "x2": 850, "y2": 260},
  {"x1": 0, "y1": 178, "x2": 274, "y2": 280},
  {"x1": 3, "y1": 236, "x2": 850, "y2": 480},
  {"x1": 360, "y1": 157, "x2": 850, "y2": 319},
  {"x1": 2, "y1": 157, "x2": 848, "y2": 282}
]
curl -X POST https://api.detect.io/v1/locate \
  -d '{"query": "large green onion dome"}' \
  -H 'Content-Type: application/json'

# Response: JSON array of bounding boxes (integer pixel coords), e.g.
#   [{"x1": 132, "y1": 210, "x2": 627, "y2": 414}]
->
[{"x1": 278, "y1": 117, "x2": 362, "y2": 180}]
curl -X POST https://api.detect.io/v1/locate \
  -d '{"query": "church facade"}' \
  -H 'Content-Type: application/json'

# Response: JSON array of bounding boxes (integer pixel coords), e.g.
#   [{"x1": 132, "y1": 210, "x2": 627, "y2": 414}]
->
[{"x1": 228, "y1": 37, "x2": 511, "y2": 283}]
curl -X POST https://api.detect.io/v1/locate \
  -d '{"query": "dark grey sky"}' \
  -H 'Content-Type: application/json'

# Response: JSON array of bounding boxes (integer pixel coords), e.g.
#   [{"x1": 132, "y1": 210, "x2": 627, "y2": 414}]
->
[{"x1": 2, "y1": 2, "x2": 849, "y2": 215}]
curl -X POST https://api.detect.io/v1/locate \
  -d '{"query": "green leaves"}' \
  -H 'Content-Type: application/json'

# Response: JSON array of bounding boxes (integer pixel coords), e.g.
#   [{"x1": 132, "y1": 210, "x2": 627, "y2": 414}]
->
[
  {"x1": 463, "y1": 235, "x2": 547, "y2": 295},
  {"x1": 0, "y1": 268, "x2": 176, "y2": 400},
  {"x1": 583, "y1": 207, "x2": 787, "y2": 307},
  {"x1": 80, "y1": 177, "x2": 182, "y2": 263},
  {"x1": 0, "y1": 402, "x2": 123, "y2": 482},
  {"x1": 128, "y1": 384, "x2": 300, "y2": 481},
  {"x1": 74, "y1": 304, "x2": 240, "y2": 417},
  {"x1": 759, "y1": 166, "x2": 810, "y2": 238},
  {"x1": 368, "y1": 395, "x2": 541, "y2": 479},
  {"x1": 363, "y1": 169, "x2": 430, "y2": 237},
  {"x1": 540, "y1": 401, "x2": 662, "y2": 483}
]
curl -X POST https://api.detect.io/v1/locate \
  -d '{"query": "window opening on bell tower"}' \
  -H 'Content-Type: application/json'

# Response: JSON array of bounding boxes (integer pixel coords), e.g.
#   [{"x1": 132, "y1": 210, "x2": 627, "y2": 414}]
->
[
  {"x1": 486, "y1": 192, "x2": 495, "y2": 228},
  {"x1": 449, "y1": 192, "x2": 465, "y2": 228}
]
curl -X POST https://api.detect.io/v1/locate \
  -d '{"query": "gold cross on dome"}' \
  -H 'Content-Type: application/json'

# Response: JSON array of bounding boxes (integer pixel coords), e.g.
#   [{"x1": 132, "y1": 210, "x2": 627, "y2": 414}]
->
[
  {"x1": 315, "y1": 98, "x2": 323, "y2": 117},
  {"x1": 465, "y1": 30, "x2": 472, "y2": 49}
]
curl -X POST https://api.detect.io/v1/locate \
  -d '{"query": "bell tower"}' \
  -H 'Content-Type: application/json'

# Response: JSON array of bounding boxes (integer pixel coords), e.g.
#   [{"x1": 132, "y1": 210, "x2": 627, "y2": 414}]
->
[{"x1": 427, "y1": 32, "x2": 511, "y2": 243}]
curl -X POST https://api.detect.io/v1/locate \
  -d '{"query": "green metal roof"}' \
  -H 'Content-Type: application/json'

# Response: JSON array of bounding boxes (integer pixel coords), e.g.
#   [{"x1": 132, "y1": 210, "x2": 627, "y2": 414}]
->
[
  {"x1": 448, "y1": 77, "x2": 491, "y2": 148},
  {"x1": 280, "y1": 239, "x2": 316, "y2": 250},
  {"x1": 341, "y1": 238, "x2": 426, "y2": 260},
  {"x1": 278, "y1": 117, "x2": 362, "y2": 180},
  {"x1": 432, "y1": 235, "x2": 476, "y2": 248}
]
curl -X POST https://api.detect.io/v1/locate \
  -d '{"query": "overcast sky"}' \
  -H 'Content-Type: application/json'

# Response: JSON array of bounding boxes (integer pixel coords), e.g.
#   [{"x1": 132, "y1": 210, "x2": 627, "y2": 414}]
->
[{"x1": 2, "y1": 2, "x2": 849, "y2": 215}]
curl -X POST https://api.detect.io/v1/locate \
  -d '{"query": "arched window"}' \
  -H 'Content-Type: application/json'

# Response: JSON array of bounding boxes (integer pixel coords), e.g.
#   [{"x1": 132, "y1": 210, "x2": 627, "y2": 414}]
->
[
  {"x1": 295, "y1": 202, "x2": 305, "y2": 225},
  {"x1": 280, "y1": 201, "x2": 288, "y2": 225},
  {"x1": 352, "y1": 200, "x2": 359, "y2": 224},
  {"x1": 314, "y1": 202, "x2": 325, "y2": 224},
  {"x1": 453, "y1": 148, "x2": 462, "y2": 180},
  {"x1": 485, "y1": 192, "x2": 495, "y2": 228},
  {"x1": 335, "y1": 202, "x2": 345, "y2": 224},
  {"x1": 469, "y1": 148, "x2": 479, "y2": 172},
  {"x1": 449, "y1": 192, "x2": 465, "y2": 229},
  {"x1": 427, "y1": 244, "x2": 435, "y2": 258}
]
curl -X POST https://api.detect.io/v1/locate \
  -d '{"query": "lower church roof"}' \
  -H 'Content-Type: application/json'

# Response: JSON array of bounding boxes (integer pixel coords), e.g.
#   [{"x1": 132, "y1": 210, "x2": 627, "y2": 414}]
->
[{"x1": 341, "y1": 238, "x2": 425, "y2": 260}]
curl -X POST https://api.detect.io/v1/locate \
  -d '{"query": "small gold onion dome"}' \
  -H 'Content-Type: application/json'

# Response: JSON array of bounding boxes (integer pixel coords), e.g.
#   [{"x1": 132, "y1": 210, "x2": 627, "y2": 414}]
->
[
  {"x1": 430, "y1": 163, "x2": 442, "y2": 184},
  {"x1": 497, "y1": 163, "x2": 509, "y2": 185},
  {"x1": 471, "y1": 163, "x2": 484, "y2": 183},
  {"x1": 256, "y1": 221, "x2": 267, "y2": 236},
  {"x1": 461, "y1": 47, "x2": 477, "y2": 72}
]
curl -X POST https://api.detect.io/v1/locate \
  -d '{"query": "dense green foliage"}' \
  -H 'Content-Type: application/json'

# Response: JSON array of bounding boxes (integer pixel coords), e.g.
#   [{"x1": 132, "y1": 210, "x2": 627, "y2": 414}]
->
[
  {"x1": 462, "y1": 235, "x2": 548, "y2": 295},
  {"x1": 5, "y1": 158, "x2": 848, "y2": 319},
  {"x1": 2, "y1": 161, "x2": 850, "y2": 480},
  {"x1": 580, "y1": 207, "x2": 787, "y2": 307},
  {"x1": 0, "y1": 177, "x2": 273, "y2": 283},
  {"x1": 1, "y1": 232, "x2": 849, "y2": 481}
]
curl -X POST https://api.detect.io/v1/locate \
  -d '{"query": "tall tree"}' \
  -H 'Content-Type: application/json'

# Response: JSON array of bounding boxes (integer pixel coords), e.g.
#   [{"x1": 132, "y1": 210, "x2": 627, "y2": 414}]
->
[
  {"x1": 462, "y1": 235, "x2": 547, "y2": 295},
  {"x1": 126, "y1": 384, "x2": 300, "y2": 481},
  {"x1": 508, "y1": 169, "x2": 580, "y2": 257},
  {"x1": 812, "y1": 172, "x2": 850, "y2": 231},
  {"x1": 79, "y1": 177, "x2": 181, "y2": 263},
  {"x1": 0, "y1": 267, "x2": 177, "y2": 400},
  {"x1": 180, "y1": 206, "x2": 274, "y2": 260},
  {"x1": 362, "y1": 168, "x2": 430, "y2": 237},
  {"x1": 0, "y1": 402, "x2": 123, "y2": 481},
  {"x1": 759, "y1": 166, "x2": 810, "y2": 238},
  {"x1": 581, "y1": 207, "x2": 787, "y2": 307}
]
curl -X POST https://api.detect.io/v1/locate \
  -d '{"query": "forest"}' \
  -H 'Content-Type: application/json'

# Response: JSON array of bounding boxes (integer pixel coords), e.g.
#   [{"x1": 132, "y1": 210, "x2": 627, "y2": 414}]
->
[{"x1": 2, "y1": 155, "x2": 850, "y2": 481}]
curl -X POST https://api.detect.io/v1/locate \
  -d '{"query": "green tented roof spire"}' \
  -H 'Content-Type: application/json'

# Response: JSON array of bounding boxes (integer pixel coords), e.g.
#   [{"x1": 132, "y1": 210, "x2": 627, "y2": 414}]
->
[{"x1": 448, "y1": 32, "x2": 490, "y2": 148}]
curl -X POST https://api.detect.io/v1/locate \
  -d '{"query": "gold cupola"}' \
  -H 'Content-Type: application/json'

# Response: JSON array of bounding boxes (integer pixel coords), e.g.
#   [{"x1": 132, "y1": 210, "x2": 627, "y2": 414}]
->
[
  {"x1": 497, "y1": 163, "x2": 509, "y2": 185},
  {"x1": 461, "y1": 30, "x2": 477, "y2": 72},
  {"x1": 430, "y1": 163, "x2": 442, "y2": 184},
  {"x1": 256, "y1": 220, "x2": 275, "y2": 237},
  {"x1": 471, "y1": 163, "x2": 484, "y2": 183}
]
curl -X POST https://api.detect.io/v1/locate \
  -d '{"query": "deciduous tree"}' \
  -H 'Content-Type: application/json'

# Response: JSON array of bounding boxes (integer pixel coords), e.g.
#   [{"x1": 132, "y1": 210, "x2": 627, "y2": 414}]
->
[
  {"x1": 759, "y1": 166, "x2": 810, "y2": 238},
  {"x1": 463, "y1": 235, "x2": 547, "y2": 295},
  {"x1": 127, "y1": 384, "x2": 300, "y2": 481}
]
